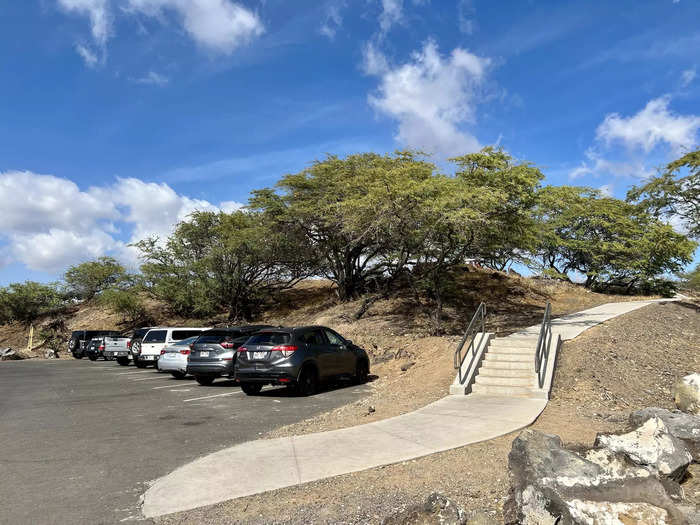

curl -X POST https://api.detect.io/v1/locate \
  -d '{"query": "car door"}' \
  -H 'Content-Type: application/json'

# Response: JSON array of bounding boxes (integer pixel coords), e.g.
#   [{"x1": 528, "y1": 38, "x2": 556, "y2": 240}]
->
[
  {"x1": 299, "y1": 329, "x2": 337, "y2": 378},
  {"x1": 324, "y1": 328, "x2": 354, "y2": 375}
]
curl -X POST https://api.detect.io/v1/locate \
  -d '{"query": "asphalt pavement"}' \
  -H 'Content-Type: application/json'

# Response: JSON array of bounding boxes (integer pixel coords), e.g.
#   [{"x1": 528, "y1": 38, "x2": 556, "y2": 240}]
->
[{"x1": 0, "y1": 358, "x2": 371, "y2": 524}]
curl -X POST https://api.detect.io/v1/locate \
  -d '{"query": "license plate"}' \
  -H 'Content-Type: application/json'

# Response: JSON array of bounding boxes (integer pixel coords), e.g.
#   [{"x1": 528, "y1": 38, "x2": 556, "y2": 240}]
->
[
  {"x1": 143, "y1": 355, "x2": 154, "y2": 360},
  {"x1": 199, "y1": 351, "x2": 209, "y2": 357},
  {"x1": 253, "y1": 352, "x2": 267, "y2": 360}
]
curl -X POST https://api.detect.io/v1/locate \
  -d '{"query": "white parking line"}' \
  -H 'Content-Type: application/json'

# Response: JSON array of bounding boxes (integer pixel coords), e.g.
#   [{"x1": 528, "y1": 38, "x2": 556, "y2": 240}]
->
[
  {"x1": 183, "y1": 391, "x2": 242, "y2": 402},
  {"x1": 152, "y1": 384, "x2": 184, "y2": 389},
  {"x1": 116, "y1": 371, "x2": 150, "y2": 375}
]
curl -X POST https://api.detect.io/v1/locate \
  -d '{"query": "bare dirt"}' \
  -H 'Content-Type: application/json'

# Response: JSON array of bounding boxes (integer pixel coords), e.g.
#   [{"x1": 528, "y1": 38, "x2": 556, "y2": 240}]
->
[{"x1": 154, "y1": 300, "x2": 700, "y2": 525}]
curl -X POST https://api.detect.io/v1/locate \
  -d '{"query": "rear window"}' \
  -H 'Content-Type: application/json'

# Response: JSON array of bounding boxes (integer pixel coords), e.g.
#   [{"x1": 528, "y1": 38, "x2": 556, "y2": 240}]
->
[
  {"x1": 196, "y1": 330, "x2": 241, "y2": 344},
  {"x1": 143, "y1": 330, "x2": 167, "y2": 343},
  {"x1": 245, "y1": 332, "x2": 291, "y2": 346},
  {"x1": 171, "y1": 330, "x2": 204, "y2": 341},
  {"x1": 133, "y1": 328, "x2": 150, "y2": 339},
  {"x1": 170, "y1": 336, "x2": 199, "y2": 346}
]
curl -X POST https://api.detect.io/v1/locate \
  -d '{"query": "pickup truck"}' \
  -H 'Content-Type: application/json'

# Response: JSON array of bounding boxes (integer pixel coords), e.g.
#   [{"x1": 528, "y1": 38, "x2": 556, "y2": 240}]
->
[
  {"x1": 102, "y1": 336, "x2": 133, "y2": 365},
  {"x1": 69, "y1": 330, "x2": 122, "y2": 359}
]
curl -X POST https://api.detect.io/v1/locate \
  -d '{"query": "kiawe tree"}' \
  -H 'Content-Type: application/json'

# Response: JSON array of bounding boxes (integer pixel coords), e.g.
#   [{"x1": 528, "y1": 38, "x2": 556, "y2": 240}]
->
[
  {"x1": 64, "y1": 256, "x2": 127, "y2": 300},
  {"x1": 135, "y1": 210, "x2": 312, "y2": 321},
  {"x1": 628, "y1": 149, "x2": 700, "y2": 238}
]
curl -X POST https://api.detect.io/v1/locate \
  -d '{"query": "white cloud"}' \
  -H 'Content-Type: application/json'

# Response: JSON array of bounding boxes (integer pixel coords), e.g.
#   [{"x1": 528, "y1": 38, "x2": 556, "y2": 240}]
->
[
  {"x1": 125, "y1": 0, "x2": 265, "y2": 54},
  {"x1": 132, "y1": 71, "x2": 169, "y2": 85},
  {"x1": 57, "y1": 0, "x2": 111, "y2": 45},
  {"x1": 378, "y1": 0, "x2": 403, "y2": 35},
  {"x1": 568, "y1": 148, "x2": 653, "y2": 182},
  {"x1": 364, "y1": 40, "x2": 489, "y2": 156},
  {"x1": 596, "y1": 96, "x2": 700, "y2": 154},
  {"x1": 57, "y1": 0, "x2": 264, "y2": 63},
  {"x1": 0, "y1": 170, "x2": 243, "y2": 273},
  {"x1": 75, "y1": 43, "x2": 101, "y2": 67},
  {"x1": 319, "y1": 0, "x2": 346, "y2": 40},
  {"x1": 681, "y1": 67, "x2": 696, "y2": 87}
]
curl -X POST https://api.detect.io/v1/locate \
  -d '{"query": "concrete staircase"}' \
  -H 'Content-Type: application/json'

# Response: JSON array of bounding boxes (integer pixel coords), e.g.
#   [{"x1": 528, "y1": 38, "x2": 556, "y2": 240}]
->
[
  {"x1": 450, "y1": 332, "x2": 558, "y2": 400},
  {"x1": 470, "y1": 336, "x2": 539, "y2": 398}
]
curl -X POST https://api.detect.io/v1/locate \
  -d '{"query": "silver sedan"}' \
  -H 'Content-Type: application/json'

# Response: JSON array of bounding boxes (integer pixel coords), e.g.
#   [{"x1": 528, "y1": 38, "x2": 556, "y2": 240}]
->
[{"x1": 157, "y1": 336, "x2": 199, "y2": 379}]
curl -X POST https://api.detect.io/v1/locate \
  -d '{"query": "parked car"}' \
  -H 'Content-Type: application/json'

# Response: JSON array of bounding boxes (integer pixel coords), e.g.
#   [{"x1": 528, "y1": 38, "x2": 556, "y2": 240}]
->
[
  {"x1": 85, "y1": 337, "x2": 114, "y2": 361},
  {"x1": 156, "y1": 336, "x2": 200, "y2": 379},
  {"x1": 234, "y1": 326, "x2": 370, "y2": 396},
  {"x1": 127, "y1": 327, "x2": 153, "y2": 361},
  {"x1": 68, "y1": 330, "x2": 121, "y2": 359},
  {"x1": 102, "y1": 335, "x2": 133, "y2": 366},
  {"x1": 134, "y1": 327, "x2": 211, "y2": 368},
  {"x1": 187, "y1": 326, "x2": 273, "y2": 386}
]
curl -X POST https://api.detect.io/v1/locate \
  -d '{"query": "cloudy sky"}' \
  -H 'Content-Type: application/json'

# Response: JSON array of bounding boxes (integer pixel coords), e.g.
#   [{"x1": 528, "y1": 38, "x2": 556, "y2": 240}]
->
[{"x1": 1, "y1": 0, "x2": 699, "y2": 283}]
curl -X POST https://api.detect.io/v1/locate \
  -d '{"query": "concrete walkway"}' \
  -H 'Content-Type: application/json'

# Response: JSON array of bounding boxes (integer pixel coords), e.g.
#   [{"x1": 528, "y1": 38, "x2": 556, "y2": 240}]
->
[{"x1": 142, "y1": 298, "x2": 668, "y2": 518}]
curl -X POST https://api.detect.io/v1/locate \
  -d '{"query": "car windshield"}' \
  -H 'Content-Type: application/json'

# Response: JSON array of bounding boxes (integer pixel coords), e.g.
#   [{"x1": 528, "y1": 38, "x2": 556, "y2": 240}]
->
[
  {"x1": 143, "y1": 330, "x2": 166, "y2": 343},
  {"x1": 245, "y1": 332, "x2": 291, "y2": 345}
]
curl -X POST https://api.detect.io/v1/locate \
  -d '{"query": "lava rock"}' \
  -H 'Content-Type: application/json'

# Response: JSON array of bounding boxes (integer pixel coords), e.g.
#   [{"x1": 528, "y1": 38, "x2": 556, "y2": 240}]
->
[
  {"x1": 674, "y1": 373, "x2": 700, "y2": 415},
  {"x1": 504, "y1": 429, "x2": 685, "y2": 525},
  {"x1": 630, "y1": 407, "x2": 700, "y2": 462},
  {"x1": 381, "y1": 493, "x2": 466, "y2": 525},
  {"x1": 595, "y1": 417, "x2": 692, "y2": 482}
]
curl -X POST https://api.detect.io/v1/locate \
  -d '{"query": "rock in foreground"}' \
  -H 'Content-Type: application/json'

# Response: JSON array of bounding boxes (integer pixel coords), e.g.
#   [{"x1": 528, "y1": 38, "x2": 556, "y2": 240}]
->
[
  {"x1": 674, "y1": 373, "x2": 700, "y2": 415},
  {"x1": 630, "y1": 407, "x2": 700, "y2": 462}
]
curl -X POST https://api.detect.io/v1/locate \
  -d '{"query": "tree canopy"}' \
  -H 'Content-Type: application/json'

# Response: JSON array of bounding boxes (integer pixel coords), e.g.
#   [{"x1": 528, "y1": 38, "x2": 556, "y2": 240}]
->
[{"x1": 64, "y1": 256, "x2": 127, "y2": 300}]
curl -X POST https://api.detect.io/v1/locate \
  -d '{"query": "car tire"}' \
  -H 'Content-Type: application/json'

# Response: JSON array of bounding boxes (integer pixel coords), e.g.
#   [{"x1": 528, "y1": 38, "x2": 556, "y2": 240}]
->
[
  {"x1": 72, "y1": 353, "x2": 83, "y2": 360},
  {"x1": 195, "y1": 376, "x2": 215, "y2": 386},
  {"x1": 296, "y1": 366, "x2": 319, "y2": 396},
  {"x1": 241, "y1": 383, "x2": 263, "y2": 396},
  {"x1": 134, "y1": 359, "x2": 147, "y2": 369},
  {"x1": 87, "y1": 354, "x2": 97, "y2": 361},
  {"x1": 171, "y1": 371, "x2": 186, "y2": 380},
  {"x1": 354, "y1": 360, "x2": 369, "y2": 384},
  {"x1": 116, "y1": 357, "x2": 130, "y2": 366}
]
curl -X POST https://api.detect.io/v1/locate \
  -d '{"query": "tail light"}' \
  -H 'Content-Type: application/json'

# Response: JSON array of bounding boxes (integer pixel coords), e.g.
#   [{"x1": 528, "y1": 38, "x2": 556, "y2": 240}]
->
[
  {"x1": 271, "y1": 345, "x2": 298, "y2": 358},
  {"x1": 180, "y1": 349, "x2": 190, "y2": 355},
  {"x1": 160, "y1": 349, "x2": 166, "y2": 355},
  {"x1": 237, "y1": 346, "x2": 248, "y2": 353},
  {"x1": 220, "y1": 341, "x2": 235, "y2": 349},
  {"x1": 127, "y1": 341, "x2": 132, "y2": 349},
  {"x1": 99, "y1": 345, "x2": 105, "y2": 351}
]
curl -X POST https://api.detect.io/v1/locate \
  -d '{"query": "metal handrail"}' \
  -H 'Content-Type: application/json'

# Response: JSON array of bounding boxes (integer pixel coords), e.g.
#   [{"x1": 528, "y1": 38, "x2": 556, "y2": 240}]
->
[
  {"x1": 453, "y1": 303, "x2": 486, "y2": 384},
  {"x1": 535, "y1": 302, "x2": 553, "y2": 388}
]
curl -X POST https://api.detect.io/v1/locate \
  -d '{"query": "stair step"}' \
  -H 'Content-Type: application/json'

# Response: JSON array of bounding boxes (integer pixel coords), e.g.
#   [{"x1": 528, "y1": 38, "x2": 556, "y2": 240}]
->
[
  {"x1": 485, "y1": 353, "x2": 534, "y2": 362},
  {"x1": 481, "y1": 360, "x2": 532, "y2": 370},
  {"x1": 491, "y1": 339, "x2": 536, "y2": 346},
  {"x1": 471, "y1": 384, "x2": 534, "y2": 397},
  {"x1": 487, "y1": 347, "x2": 536, "y2": 355},
  {"x1": 475, "y1": 375, "x2": 535, "y2": 387},
  {"x1": 478, "y1": 368, "x2": 537, "y2": 379}
]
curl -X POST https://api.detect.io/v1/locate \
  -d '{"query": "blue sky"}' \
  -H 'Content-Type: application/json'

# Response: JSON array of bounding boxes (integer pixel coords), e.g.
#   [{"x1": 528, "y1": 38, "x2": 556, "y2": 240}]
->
[{"x1": 1, "y1": 0, "x2": 699, "y2": 284}]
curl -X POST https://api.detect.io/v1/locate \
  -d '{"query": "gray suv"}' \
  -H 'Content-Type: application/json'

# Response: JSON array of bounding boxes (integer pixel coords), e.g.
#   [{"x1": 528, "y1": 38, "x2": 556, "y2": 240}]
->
[
  {"x1": 235, "y1": 326, "x2": 370, "y2": 396},
  {"x1": 187, "y1": 326, "x2": 272, "y2": 386}
]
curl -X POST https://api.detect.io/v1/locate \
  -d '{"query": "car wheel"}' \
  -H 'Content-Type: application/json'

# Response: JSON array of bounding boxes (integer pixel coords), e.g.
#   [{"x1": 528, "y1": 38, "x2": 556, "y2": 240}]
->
[
  {"x1": 241, "y1": 383, "x2": 263, "y2": 396},
  {"x1": 87, "y1": 354, "x2": 97, "y2": 361},
  {"x1": 354, "y1": 360, "x2": 369, "y2": 384},
  {"x1": 72, "y1": 353, "x2": 83, "y2": 360},
  {"x1": 296, "y1": 367, "x2": 319, "y2": 396},
  {"x1": 134, "y1": 359, "x2": 147, "y2": 369},
  {"x1": 195, "y1": 376, "x2": 215, "y2": 386},
  {"x1": 171, "y1": 371, "x2": 186, "y2": 380},
  {"x1": 116, "y1": 357, "x2": 130, "y2": 366}
]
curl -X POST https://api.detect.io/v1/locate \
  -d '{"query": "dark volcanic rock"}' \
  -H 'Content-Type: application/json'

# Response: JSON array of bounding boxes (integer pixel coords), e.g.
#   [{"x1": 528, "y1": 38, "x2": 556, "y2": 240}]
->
[
  {"x1": 630, "y1": 407, "x2": 700, "y2": 462},
  {"x1": 504, "y1": 429, "x2": 685, "y2": 525}
]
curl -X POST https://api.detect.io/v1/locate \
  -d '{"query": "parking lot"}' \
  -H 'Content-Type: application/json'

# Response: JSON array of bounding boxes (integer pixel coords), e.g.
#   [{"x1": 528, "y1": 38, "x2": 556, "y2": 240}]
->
[{"x1": 0, "y1": 359, "x2": 371, "y2": 524}]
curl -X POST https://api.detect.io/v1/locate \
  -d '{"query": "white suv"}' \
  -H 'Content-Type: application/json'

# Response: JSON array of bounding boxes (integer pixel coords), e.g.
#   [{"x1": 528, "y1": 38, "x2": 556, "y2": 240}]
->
[{"x1": 134, "y1": 327, "x2": 211, "y2": 368}]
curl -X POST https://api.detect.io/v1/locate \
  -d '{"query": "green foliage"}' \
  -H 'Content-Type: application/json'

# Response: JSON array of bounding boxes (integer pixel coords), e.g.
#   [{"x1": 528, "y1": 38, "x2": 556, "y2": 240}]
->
[
  {"x1": 98, "y1": 289, "x2": 148, "y2": 323},
  {"x1": 679, "y1": 264, "x2": 700, "y2": 292},
  {"x1": 135, "y1": 210, "x2": 311, "y2": 321},
  {"x1": 0, "y1": 281, "x2": 64, "y2": 325},
  {"x1": 64, "y1": 256, "x2": 127, "y2": 300},
  {"x1": 628, "y1": 149, "x2": 700, "y2": 238},
  {"x1": 533, "y1": 186, "x2": 697, "y2": 291}
]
